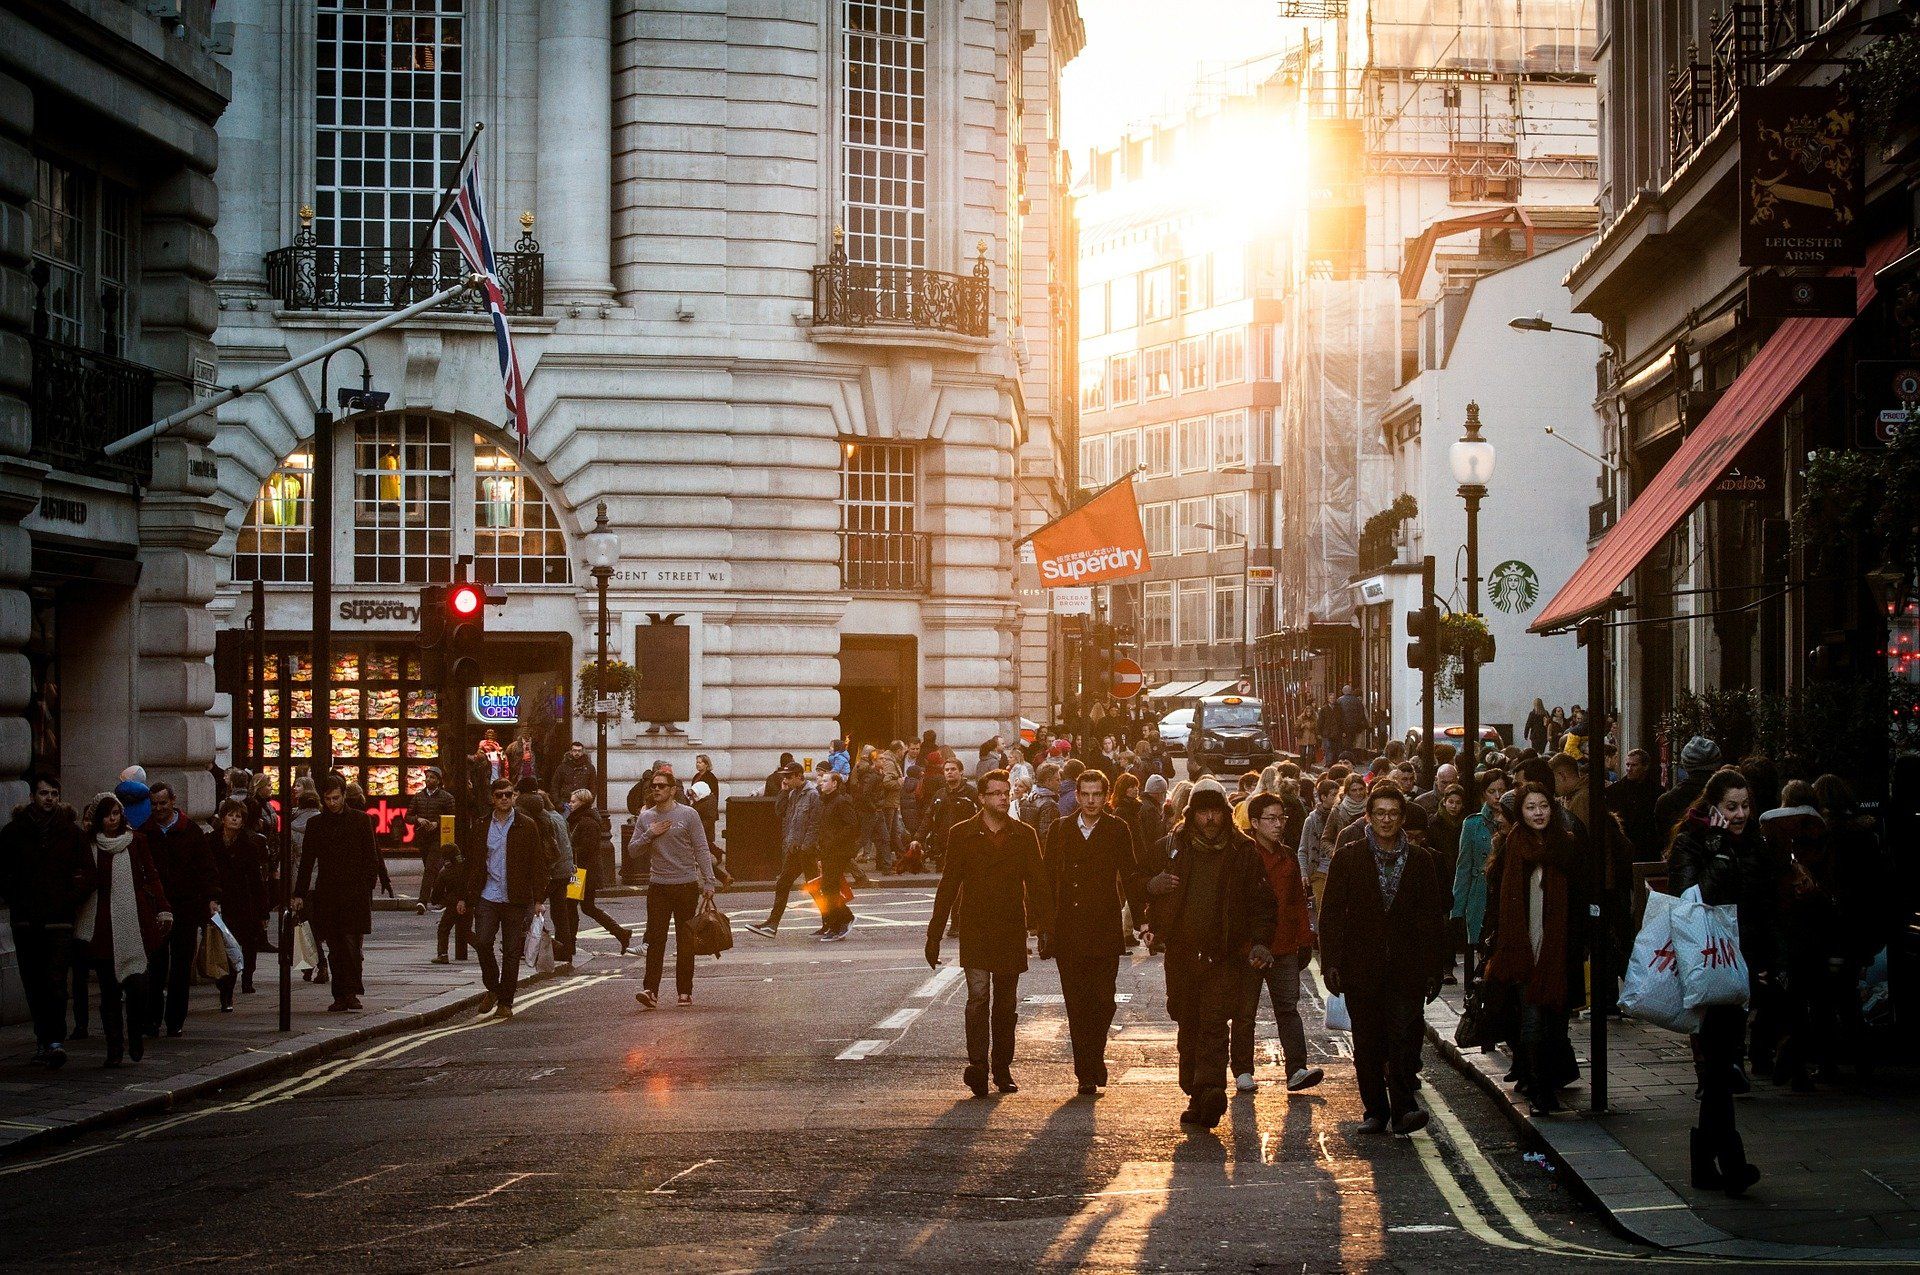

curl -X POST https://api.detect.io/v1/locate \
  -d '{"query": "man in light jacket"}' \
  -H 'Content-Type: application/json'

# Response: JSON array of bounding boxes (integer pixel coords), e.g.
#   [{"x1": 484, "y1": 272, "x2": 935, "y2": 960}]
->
[
  {"x1": 630, "y1": 771, "x2": 716, "y2": 1008},
  {"x1": 748, "y1": 762, "x2": 819, "y2": 938}
]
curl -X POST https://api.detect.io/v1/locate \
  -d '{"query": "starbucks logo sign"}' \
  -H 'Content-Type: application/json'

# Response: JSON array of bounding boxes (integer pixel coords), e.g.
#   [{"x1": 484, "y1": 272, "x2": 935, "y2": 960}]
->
[{"x1": 1488, "y1": 560, "x2": 1539, "y2": 615}]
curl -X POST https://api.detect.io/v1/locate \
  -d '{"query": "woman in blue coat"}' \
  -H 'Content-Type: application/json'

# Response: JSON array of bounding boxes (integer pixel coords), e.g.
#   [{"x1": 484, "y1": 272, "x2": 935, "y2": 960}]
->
[{"x1": 1451, "y1": 770, "x2": 1510, "y2": 952}]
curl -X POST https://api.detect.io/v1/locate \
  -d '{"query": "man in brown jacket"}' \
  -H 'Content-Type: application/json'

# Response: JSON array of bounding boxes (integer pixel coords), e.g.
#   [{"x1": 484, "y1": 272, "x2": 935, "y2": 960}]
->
[
  {"x1": 1042, "y1": 769, "x2": 1149, "y2": 1097},
  {"x1": 927, "y1": 769, "x2": 1053, "y2": 1096}
]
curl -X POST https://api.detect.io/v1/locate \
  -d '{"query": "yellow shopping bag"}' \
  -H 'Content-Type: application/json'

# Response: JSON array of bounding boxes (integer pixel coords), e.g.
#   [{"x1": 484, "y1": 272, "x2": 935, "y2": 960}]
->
[{"x1": 566, "y1": 867, "x2": 587, "y2": 901}]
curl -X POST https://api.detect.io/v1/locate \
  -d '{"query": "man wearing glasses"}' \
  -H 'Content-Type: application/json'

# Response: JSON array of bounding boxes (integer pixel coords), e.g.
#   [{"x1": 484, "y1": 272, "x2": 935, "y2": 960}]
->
[
  {"x1": 458, "y1": 779, "x2": 548, "y2": 1019},
  {"x1": 631, "y1": 770, "x2": 716, "y2": 1008}
]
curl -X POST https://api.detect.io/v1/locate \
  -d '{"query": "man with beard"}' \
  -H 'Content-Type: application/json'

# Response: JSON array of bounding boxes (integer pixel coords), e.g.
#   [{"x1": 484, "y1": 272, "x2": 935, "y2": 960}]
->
[{"x1": 1145, "y1": 786, "x2": 1277, "y2": 1129}]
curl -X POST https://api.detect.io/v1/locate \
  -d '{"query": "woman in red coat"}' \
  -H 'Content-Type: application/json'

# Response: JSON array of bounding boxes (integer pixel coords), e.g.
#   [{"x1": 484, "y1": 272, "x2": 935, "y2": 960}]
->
[
  {"x1": 1484, "y1": 782, "x2": 1585, "y2": 1114},
  {"x1": 1239, "y1": 792, "x2": 1324, "y2": 1093},
  {"x1": 74, "y1": 794, "x2": 171, "y2": 1067}
]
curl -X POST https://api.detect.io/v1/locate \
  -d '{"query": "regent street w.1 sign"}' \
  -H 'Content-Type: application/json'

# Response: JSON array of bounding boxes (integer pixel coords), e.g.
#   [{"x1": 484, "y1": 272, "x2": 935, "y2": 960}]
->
[{"x1": 1740, "y1": 81, "x2": 1864, "y2": 268}]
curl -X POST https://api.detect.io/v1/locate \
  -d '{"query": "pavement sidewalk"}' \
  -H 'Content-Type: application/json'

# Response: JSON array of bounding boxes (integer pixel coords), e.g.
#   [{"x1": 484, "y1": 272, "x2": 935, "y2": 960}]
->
[
  {"x1": 1425, "y1": 981, "x2": 1920, "y2": 1261},
  {"x1": 0, "y1": 908, "x2": 607, "y2": 1160}
]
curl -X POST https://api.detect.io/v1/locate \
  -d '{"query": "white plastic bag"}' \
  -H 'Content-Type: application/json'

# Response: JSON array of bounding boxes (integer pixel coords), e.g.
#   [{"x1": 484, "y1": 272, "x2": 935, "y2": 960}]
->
[
  {"x1": 1323, "y1": 992, "x2": 1352, "y2": 1033},
  {"x1": 211, "y1": 912, "x2": 245, "y2": 972},
  {"x1": 524, "y1": 910, "x2": 556, "y2": 975},
  {"x1": 1618, "y1": 890, "x2": 1701, "y2": 1033},
  {"x1": 1670, "y1": 884, "x2": 1750, "y2": 1011},
  {"x1": 292, "y1": 921, "x2": 319, "y2": 973}
]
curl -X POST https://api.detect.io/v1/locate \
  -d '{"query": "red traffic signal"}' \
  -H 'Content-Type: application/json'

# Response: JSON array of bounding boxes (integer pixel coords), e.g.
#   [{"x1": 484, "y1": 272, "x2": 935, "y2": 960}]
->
[{"x1": 450, "y1": 583, "x2": 483, "y2": 616}]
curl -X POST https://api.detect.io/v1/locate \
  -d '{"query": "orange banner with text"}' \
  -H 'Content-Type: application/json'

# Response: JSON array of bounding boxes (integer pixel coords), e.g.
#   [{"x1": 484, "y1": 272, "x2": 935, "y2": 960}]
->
[{"x1": 1026, "y1": 477, "x2": 1152, "y2": 588}]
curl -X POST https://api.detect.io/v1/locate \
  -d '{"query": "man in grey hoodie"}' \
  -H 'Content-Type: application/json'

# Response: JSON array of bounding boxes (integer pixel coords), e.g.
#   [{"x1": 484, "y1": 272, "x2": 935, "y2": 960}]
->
[{"x1": 630, "y1": 771, "x2": 716, "y2": 1008}]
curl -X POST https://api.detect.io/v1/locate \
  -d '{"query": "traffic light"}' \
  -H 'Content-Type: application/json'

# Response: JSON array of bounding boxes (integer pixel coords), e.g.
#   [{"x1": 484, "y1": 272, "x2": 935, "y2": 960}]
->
[
  {"x1": 1406, "y1": 604, "x2": 1439, "y2": 672},
  {"x1": 446, "y1": 580, "x2": 487, "y2": 688}
]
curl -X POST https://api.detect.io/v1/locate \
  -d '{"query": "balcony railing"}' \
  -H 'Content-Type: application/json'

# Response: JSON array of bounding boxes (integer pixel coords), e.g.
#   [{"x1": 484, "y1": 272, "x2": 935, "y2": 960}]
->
[
  {"x1": 1667, "y1": 5, "x2": 1783, "y2": 172},
  {"x1": 812, "y1": 241, "x2": 990, "y2": 338},
  {"x1": 840, "y1": 529, "x2": 930, "y2": 592},
  {"x1": 265, "y1": 219, "x2": 543, "y2": 316},
  {"x1": 30, "y1": 336, "x2": 154, "y2": 485}
]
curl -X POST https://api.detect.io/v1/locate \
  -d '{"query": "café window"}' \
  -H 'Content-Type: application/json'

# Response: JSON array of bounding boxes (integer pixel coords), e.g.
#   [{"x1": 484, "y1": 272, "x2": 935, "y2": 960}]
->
[{"x1": 233, "y1": 413, "x2": 573, "y2": 587}]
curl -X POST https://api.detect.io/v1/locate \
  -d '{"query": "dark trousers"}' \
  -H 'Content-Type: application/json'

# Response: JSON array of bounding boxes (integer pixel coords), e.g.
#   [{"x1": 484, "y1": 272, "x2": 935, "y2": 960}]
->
[
  {"x1": 87, "y1": 958, "x2": 145, "y2": 1060},
  {"x1": 1349, "y1": 989, "x2": 1425, "y2": 1121},
  {"x1": 146, "y1": 921, "x2": 202, "y2": 1033},
  {"x1": 964, "y1": 968, "x2": 1020, "y2": 1077},
  {"x1": 11, "y1": 922, "x2": 72, "y2": 1047},
  {"x1": 1695, "y1": 1003, "x2": 1746, "y2": 1146},
  {"x1": 549, "y1": 882, "x2": 579, "y2": 962},
  {"x1": 326, "y1": 928, "x2": 366, "y2": 1000},
  {"x1": 419, "y1": 844, "x2": 445, "y2": 906},
  {"x1": 818, "y1": 854, "x2": 853, "y2": 932},
  {"x1": 1235, "y1": 952, "x2": 1310, "y2": 1076},
  {"x1": 644, "y1": 882, "x2": 700, "y2": 996},
  {"x1": 578, "y1": 879, "x2": 629, "y2": 946},
  {"x1": 765, "y1": 849, "x2": 815, "y2": 929},
  {"x1": 1166, "y1": 947, "x2": 1238, "y2": 1099},
  {"x1": 474, "y1": 900, "x2": 529, "y2": 1008},
  {"x1": 437, "y1": 903, "x2": 472, "y2": 959},
  {"x1": 215, "y1": 923, "x2": 261, "y2": 1008},
  {"x1": 1058, "y1": 951, "x2": 1121, "y2": 1085}
]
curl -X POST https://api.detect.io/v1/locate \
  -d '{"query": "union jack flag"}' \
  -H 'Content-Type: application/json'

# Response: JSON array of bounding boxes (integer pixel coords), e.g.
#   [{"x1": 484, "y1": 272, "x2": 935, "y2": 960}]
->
[{"x1": 445, "y1": 156, "x2": 529, "y2": 452}]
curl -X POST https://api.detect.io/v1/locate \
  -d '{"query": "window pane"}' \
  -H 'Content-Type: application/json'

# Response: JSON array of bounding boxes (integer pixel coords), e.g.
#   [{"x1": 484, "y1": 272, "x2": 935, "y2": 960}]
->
[
  {"x1": 473, "y1": 436, "x2": 573, "y2": 585},
  {"x1": 235, "y1": 448, "x2": 316, "y2": 584},
  {"x1": 842, "y1": 0, "x2": 927, "y2": 267},
  {"x1": 351, "y1": 412, "x2": 453, "y2": 584}
]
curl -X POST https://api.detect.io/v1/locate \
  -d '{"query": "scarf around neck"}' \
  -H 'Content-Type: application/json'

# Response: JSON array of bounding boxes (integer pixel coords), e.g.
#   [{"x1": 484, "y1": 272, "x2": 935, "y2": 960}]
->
[
  {"x1": 75, "y1": 830, "x2": 150, "y2": 986},
  {"x1": 1486, "y1": 820, "x2": 1572, "y2": 1009}
]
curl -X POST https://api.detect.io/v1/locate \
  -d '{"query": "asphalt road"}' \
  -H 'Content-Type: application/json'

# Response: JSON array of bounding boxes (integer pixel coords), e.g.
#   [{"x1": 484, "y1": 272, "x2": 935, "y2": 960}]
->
[{"x1": 0, "y1": 888, "x2": 1668, "y2": 1272}]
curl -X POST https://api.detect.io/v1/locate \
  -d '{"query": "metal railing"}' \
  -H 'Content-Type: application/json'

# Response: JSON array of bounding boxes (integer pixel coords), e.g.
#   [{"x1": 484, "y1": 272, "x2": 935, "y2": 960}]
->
[
  {"x1": 812, "y1": 241, "x2": 990, "y2": 337},
  {"x1": 30, "y1": 336, "x2": 154, "y2": 484},
  {"x1": 840, "y1": 529, "x2": 930, "y2": 592},
  {"x1": 265, "y1": 223, "x2": 543, "y2": 316},
  {"x1": 1668, "y1": 4, "x2": 1789, "y2": 172}
]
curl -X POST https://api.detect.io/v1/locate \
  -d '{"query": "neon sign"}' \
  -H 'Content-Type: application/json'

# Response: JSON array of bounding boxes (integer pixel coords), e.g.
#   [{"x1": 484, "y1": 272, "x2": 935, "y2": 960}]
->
[{"x1": 471, "y1": 683, "x2": 519, "y2": 724}]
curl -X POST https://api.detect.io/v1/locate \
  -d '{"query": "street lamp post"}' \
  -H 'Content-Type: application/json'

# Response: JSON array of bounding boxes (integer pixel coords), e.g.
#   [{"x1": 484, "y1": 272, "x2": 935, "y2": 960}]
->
[
  {"x1": 583, "y1": 502, "x2": 620, "y2": 813},
  {"x1": 1449, "y1": 402, "x2": 1495, "y2": 804}
]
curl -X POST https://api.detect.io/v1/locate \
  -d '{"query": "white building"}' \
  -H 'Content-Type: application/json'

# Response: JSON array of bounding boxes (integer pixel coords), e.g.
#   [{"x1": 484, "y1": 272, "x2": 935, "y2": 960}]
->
[
  {"x1": 202, "y1": 0, "x2": 1080, "y2": 832},
  {"x1": 1362, "y1": 239, "x2": 1605, "y2": 743}
]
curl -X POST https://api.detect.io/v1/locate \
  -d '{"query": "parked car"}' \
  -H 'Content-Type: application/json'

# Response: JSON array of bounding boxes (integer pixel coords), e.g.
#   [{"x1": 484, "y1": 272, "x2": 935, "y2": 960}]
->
[
  {"x1": 1419, "y1": 723, "x2": 1505, "y2": 761},
  {"x1": 1158, "y1": 708, "x2": 1193, "y2": 750},
  {"x1": 1187, "y1": 695, "x2": 1276, "y2": 775}
]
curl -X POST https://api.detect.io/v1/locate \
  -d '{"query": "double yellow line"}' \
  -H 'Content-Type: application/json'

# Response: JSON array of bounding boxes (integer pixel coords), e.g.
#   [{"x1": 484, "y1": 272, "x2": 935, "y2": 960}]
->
[{"x1": 0, "y1": 974, "x2": 613, "y2": 1178}]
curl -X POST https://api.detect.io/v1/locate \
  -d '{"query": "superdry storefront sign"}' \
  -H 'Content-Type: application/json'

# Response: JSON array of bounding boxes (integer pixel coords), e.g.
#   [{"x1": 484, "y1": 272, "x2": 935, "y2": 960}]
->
[
  {"x1": 338, "y1": 599, "x2": 421, "y2": 624},
  {"x1": 1021, "y1": 477, "x2": 1152, "y2": 588}
]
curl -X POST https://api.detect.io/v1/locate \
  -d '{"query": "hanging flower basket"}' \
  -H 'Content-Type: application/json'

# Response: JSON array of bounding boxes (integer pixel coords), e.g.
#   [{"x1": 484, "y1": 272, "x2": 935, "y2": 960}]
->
[
  {"x1": 577, "y1": 659, "x2": 637, "y2": 720},
  {"x1": 1434, "y1": 611, "x2": 1492, "y2": 705}
]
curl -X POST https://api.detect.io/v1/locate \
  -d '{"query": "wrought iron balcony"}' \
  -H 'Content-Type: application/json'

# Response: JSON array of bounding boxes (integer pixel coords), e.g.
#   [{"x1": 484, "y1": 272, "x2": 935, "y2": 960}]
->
[
  {"x1": 812, "y1": 241, "x2": 990, "y2": 338},
  {"x1": 1668, "y1": 5, "x2": 1771, "y2": 172},
  {"x1": 265, "y1": 212, "x2": 543, "y2": 316},
  {"x1": 840, "y1": 529, "x2": 930, "y2": 592},
  {"x1": 30, "y1": 336, "x2": 153, "y2": 485}
]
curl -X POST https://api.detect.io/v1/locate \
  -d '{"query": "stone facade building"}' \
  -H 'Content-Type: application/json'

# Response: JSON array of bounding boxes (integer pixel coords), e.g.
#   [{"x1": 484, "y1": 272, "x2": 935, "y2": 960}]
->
[{"x1": 202, "y1": 0, "x2": 1080, "y2": 829}]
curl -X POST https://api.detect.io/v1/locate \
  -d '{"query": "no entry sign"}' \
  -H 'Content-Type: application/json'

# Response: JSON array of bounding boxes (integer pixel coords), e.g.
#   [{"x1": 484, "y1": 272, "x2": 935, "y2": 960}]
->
[{"x1": 1110, "y1": 658, "x2": 1144, "y2": 699}]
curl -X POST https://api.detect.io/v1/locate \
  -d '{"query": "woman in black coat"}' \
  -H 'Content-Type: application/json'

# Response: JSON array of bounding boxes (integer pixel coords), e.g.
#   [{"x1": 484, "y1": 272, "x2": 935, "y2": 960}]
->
[
  {"x1": 210, "y1": 798, "x2": 269, "y2": 1006},
  {"x1": 1666, "y1": 768, "x2": 1775, "y2": 1197}
]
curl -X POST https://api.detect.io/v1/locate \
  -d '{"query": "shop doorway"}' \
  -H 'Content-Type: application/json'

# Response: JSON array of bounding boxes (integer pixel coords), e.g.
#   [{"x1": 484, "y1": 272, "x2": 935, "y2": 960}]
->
[{"x1": 839, "y1": 636, "x2": 916, "y2": 750}]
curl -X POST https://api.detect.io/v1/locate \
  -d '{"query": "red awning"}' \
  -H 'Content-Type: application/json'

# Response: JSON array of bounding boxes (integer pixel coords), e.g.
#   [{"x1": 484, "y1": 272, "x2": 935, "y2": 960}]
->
[{"x1": 1531, "y1": 230, "x2": 1907, "y2": 634}]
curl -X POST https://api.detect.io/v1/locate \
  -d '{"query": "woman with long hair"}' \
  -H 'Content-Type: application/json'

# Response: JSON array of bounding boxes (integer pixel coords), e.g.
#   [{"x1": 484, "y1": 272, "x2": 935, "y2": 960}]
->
[
  {"x1": 1484, "y1": 782, "x2": 1584, "y2": 1113},
  {"x1": 74, "y1": 795, "x2": 171, "y2": 1066},
  {"x1": 1524, "y1": 699, "x2": 1550, "y2": 755},
  {"x1": 210, "y1": 797, "x2": 269, "y2": 1007},
  {"x1": 1666, "y1": 768, "x2": 1773, "y2": 1196}
]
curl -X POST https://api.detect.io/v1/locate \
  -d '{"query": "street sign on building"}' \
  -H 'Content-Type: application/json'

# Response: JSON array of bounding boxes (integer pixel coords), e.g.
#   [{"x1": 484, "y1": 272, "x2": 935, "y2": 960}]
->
[
  {"x1": 1740, "y1": 81, "x2": 1864, "y2": 268},
  {"x1": 1110, "y1": 658, "x2": 1144, "y2": 699}
]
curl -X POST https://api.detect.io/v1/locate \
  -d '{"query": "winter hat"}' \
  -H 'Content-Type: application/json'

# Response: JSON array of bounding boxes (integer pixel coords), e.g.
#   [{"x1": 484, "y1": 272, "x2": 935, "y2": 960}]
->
[
  {"x1": 1679, "y1": 736, "x2": 1723, "y2": 771},
  {"x1": 1193, "y1": 777, "x2": 1228, "y2": 796},
  {"x1": 1143, "y1": 774, "x2": 1169, "y2": 797},
  {"x1": 113, "y1": 779, "x2": 152, "y2": 829},
  {"x1": 1049, "y1": 739, "x2": 1073, "y2": 756},
  {"x1": 1186, "y1": 786, "x2": 1233, "y2": 817}
]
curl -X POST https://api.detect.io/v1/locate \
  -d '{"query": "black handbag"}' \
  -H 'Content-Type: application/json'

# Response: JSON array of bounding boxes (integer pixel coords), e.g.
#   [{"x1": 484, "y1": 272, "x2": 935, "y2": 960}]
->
[
  {"x1": 1455, "y1": 977, "x2": 1520, "y2": 1049},
  {"x1": 684, "y1": 895, "x2": 735, "y2": 958}
]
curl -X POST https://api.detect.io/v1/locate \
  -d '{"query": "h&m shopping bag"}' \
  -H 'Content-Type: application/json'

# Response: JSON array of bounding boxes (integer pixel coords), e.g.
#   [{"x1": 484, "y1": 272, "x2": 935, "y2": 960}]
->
[{"x1": 1670, "y1": 885, "x2": 1751, "y2": 1012}]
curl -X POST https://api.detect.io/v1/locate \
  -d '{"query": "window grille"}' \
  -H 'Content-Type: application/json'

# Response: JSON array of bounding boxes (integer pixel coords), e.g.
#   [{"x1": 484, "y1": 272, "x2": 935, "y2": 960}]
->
[
  {"x1": 235, "y1": 450, "x2": 315, "y2": 584},
  {"x1": 352, "y1": 412, "x2": 454, "y2": 584},
  {"x1": 842, "y1": 0, "x2": 926, "y2": 268}
]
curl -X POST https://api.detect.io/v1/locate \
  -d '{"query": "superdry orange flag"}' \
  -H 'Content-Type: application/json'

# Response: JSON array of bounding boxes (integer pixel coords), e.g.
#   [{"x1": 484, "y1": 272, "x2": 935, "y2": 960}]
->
[{"x1": 1025, "y1": 476, "x2": 1152, "y2": 588}]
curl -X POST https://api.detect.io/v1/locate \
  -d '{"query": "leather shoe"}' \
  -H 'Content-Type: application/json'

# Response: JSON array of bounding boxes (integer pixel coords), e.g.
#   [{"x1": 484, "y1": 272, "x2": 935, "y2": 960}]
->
[
  {"x1": 1356, "y1": 1116, "x2": 1389, "y2": 1134},
  {"x1": 963, "y1": 1064, "x2": 988, "y2": 1098},
  {"x1": 1390, "y1": 1109, "x2": 1429, "y2": 1136}
]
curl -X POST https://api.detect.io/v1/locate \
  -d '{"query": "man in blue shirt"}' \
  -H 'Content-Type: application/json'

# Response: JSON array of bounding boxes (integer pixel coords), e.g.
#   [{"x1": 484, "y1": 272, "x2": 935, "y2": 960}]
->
[{"x1": 459, "y1": 779, "x2": 548, "y2": 1019}]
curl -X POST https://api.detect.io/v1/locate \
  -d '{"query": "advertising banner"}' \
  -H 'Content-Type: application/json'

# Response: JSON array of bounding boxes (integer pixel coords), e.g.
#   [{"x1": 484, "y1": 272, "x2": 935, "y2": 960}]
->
[{"x1": 1023, "y1": 477, "x2": 1152, "y2": 588}]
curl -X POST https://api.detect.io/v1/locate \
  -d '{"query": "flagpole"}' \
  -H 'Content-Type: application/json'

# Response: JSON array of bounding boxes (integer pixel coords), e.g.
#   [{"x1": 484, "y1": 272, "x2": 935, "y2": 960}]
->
[
  {"x1": 1015, "y1": 467, "x2": 1142, "y2": 548},
  {"x1": 395, "y1": 121, "x2": 486, "y2": 304}
]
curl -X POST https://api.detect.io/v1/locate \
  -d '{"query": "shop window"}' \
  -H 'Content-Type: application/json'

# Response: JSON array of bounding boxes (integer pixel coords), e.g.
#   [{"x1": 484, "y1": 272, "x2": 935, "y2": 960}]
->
[
  {"x1": 473, "y1": 437, "x2": 571, "y2": 585},
  {"x1": 235, "y1": 449, "x2": 315, "y2": 584},
  {"x1": 353, "y1": 412, "x2": 454, "y2": 583}
]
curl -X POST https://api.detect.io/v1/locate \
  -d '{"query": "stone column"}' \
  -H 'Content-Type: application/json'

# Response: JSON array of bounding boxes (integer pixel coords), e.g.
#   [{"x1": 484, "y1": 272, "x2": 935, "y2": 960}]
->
[
  {"x1": 135, "y1": 163, "x2": 226, "y2": 816},
  {"x1": 213, "y1": 0, "x2": 280, "y2": 295},
  {"x1": 0, "y1": 72, "x2": 41, "y2": 811},
  {"x1": 538, "y1": 0, "x2": 614, "y2": 303}
]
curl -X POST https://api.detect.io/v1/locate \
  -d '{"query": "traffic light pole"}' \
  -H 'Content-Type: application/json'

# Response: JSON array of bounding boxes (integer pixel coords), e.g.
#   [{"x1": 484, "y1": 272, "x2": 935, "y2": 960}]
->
[{"x1": 1420, "y1": 555, "x2": 1435, "y2": 783}]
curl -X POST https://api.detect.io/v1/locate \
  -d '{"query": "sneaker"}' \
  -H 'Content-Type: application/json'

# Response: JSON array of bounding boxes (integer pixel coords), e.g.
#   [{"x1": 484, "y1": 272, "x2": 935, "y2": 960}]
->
[
  {"x1": 1235, "y1": 1072, "x2": 1257, "y2": 1093},
  {"x1": 493, "y1": 1005, "x2": 513, "y2": 1020},
  {"x1": 819, "y1": 928, "x2": 848, "y2": 943},
  {"x1": 1286, "y1": 1066, "x2": 1325, "y2": 1093},
  {"x1": 430, "y1": 955, "x2": 451, "y2": 965},
  {"x1": 636, "y1": 989, "x2": 659, "y2": 1010},
  {"x1": 745, "y1": 923, "x2": 777, "y2": 939},
  {"x1": 1390, "y1": 1109, "x2": 1430, "y2": 1136},
  {"x1": 677, "y1": 993, "x2": 692, "y2": 1007},
  {"x1": 477, "y1": 992, "x2": 497, "y2": 1017},
  {"x1": 44, "y1": 1043, "x2": 66, "y2": 1070},
  {"x1": 414, "y1": 902, "x2": 428, "y2": 916}
]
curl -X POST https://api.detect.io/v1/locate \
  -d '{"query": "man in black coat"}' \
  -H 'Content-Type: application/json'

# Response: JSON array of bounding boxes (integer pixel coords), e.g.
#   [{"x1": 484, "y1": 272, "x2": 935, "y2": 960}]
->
[
  {"x1": 909, "y1": 758, "x2": 977, "y2": 871},
  {"x1": 458, "y1": 778, "x2": 552, "y2": 1017},
  {"x1": 1145, "y1": 786, "x2": 1278, "y2": 1129},
  {"x1": 549, "y1": 741, "x2": 597, "y2": 806},
  {"x1": 142, "y1": 782, "x2": 219, "y2": 1037},
  {"x1": 295, "y1": 773, "x2": 392, "y2": 1012},
  {"x1": 1042, "y1": 767, "x2": 1148, "y2": 1096},
  {"x1": 0, "y1": 775, "x2": 94, "y2": 1066},
  {"x1": 815, "y1": 767, "x2": 860, "y2": 940},
  {"x1": 1319, "y1": 782, "x2": 1449, "y2": 1135},
  {"x1": 928, "y1": 769, "x2": 1053, "y2": 1096},
  {"x1": 1606, "y1": 747, "x2": 1663, "y2": 863}
]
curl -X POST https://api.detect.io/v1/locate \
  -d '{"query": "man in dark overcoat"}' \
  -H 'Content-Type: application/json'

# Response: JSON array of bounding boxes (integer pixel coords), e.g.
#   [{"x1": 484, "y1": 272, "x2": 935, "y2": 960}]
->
[
  {"x1": 927, "y1": 768, "x2": 1053, "y2": 1097},
  {"x1": 294, "y1": 773, "x2": 391, "y2": 1011}
]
